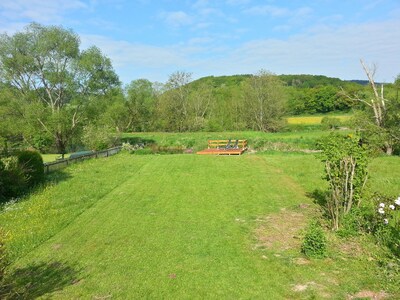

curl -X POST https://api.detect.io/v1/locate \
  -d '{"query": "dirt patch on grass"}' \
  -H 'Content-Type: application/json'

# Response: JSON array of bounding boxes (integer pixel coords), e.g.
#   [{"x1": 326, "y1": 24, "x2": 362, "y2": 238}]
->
[
  {"x1": 292, "y1": 281, "x2": 330, "y2": 298},
  {"x1": 254, "y1": 205, "x2": 312, "y2": 252},
  {"x1": 347, "y1": 290, "x2": 389, "y2": 299}
]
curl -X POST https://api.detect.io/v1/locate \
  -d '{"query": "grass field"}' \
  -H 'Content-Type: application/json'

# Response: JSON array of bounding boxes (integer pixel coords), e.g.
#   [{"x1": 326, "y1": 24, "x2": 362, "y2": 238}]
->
[{"x1": 2, "y1": 148, "x2": 400, "y2": 298}]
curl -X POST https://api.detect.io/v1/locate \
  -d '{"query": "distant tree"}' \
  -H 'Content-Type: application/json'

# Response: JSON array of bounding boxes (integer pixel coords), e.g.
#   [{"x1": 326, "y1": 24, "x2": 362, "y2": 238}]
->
[
  {"x1": 0, "y1": 23, "x2": 120, "y2": 155},
  {"x1": 125, "y1": 79, "x2": 157, "y2": 132},
  {"x1": 158, "y1": 71, "x2": 192, "y2": 132},
  {"x1": 242, "y1": 70, "x2": 287, "y2": 132},
  {"x1": 188, "y1": 81, "x2": 214, "y2": 131},
  {"x1": 348, "y1": 60, "x2": 399, "y2": 155}
]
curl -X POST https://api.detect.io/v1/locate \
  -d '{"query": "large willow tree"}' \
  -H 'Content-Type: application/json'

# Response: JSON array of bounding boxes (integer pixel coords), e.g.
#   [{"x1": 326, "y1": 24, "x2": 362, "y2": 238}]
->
[{"x1": 0, "y1": 23, "x2": 120, "y2": 154}]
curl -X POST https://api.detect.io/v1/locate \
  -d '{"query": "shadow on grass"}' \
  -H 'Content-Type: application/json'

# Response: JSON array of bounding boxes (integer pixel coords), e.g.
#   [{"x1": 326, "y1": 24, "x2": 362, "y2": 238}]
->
[
  {"x1": 2, "y1": 261, "x2": 81, "y2": 299},
  {"x1": 1, "y1": 170, "x2": 72, "y2": 209},
  {"x1": 45, "y1": 169, "x2": 72, "y2": 185},
  {"x1": 306, "y1": 188, "x2": 330, "y2": 218}
]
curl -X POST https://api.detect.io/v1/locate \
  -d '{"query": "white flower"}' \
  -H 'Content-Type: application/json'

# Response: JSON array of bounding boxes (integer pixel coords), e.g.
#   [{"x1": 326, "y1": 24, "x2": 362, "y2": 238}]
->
[
  {"x1": 378, "y1": 208, "x2": 385, "y2": 214},
  {"x1": 379, "y1": 203, "x2": 385, "y2": 208},
  {"x1": 384, "y1": 219, "x2": 389, "y2": 224},
  {"x1": 395, "y1": 197, "x2": 400, "y2": 206},
  {"x1": 389, "y1": 205, "x2": 395, "y2": 210}
]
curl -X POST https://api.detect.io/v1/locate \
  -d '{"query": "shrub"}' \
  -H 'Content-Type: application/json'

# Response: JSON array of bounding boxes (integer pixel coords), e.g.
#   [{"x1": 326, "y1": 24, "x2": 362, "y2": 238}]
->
[
  {"x1": 369, "y1": 193, "x2": 400, "y2": 257},
  {"x1": 17, "y1": 150, "x2": 44, "y2": 186},
  {"x1": 0, "y1": 157, "x2": 27, "y2": 201},
  {"x1": 316, "y1": 133, "x2": 369, "y2": 230},
  {"x1": 81, "y1": 124, "x2": 119, "y2": 151},
  {"x1": 301, "y1": 221, "x2": 327, "y2": 258},
  {"x1": 321, "y1": 116, "x2": 341, "y2": 130},
  {"x1": 336, "y1": 207, "x2": 365, "y2": 237}
]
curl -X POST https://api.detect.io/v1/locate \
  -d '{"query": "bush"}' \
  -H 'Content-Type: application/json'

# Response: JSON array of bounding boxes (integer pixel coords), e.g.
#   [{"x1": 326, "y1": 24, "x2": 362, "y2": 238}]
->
[
  {"x1": 0, "y1": 157, "x2": 27, "y2": 201},
  {"x1": 301, "y1": 221, "x2": 327, "y2": 258},
  {"x1": 368, "y1": 193, "x2": 400, "y2": 257},
  {"x1": 81, "y1": 124, "x2": 120, "y2": 151},
  {"x1": 321, "y1": 116, "x2": 341, "y2": 130},
  {"x1": 316, "y1": 133, "x2": 369, "y2": 230},
  {"x1": 17, "y1": 150, "x2": 44, "y2": 186},
  {"x1": 337, "y1": 207, "x2": 365, "y2": 237}
]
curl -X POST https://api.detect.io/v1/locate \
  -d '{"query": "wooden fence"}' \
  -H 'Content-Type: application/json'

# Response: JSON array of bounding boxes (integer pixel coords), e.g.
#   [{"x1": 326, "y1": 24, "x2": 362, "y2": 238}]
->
[{"x1": 43, "y1": 146, "x2": 122, "y2": 174}]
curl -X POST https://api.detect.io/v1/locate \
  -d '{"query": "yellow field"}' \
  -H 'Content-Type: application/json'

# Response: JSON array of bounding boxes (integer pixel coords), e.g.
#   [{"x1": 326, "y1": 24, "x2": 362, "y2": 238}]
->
[{"x1": 286, "y1": 115, "x2": 351, "y2": 125}]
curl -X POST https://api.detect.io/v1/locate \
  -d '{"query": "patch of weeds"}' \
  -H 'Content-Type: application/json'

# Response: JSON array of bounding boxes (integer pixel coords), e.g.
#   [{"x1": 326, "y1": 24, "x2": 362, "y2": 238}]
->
[
  {"x1": 132, "y1": 148, "x2": 154, "y2": 155},
  {"x1": 301, "y1": 221, "x2": 327, "y2": 258},
  {"x1": 337, "y1": 207, "x2": 366, "y2": 238},
  {"x1": 376, "y1": 255, "x2": 400, "y2": 291}
]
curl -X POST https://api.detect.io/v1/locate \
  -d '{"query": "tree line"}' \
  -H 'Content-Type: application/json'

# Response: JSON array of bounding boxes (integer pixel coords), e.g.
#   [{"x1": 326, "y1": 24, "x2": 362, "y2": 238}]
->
[{"x1": 0, "y1": 23, "x2": 399, "y2": 155}]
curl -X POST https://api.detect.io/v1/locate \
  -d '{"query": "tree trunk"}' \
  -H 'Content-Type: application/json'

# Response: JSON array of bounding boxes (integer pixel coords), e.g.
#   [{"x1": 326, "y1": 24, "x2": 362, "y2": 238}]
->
[
  {"x1": 55, "y1": 133, "x2": 67, "y2": 157},
  {"x1": 384, "y1": 143, "x2": 393, "y2": 155}
]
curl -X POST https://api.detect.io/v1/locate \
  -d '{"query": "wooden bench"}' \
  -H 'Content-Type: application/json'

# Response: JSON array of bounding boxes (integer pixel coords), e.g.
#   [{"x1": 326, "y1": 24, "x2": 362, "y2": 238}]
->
[
  {"x1": 207, "y1": 139, "x2": 247, "y2": 150},
  {"x1": 197, "y1": 139, "x2": 247, "y2": 155}
]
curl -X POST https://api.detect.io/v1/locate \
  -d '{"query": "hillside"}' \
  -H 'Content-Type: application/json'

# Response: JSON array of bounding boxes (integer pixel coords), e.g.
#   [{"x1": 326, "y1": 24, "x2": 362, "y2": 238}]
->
[
  {"x1": 188, "y1": 74, "x2": 364, "y2": 116},
  {"x1": 191, "y1": 74, "x2": 365, "y2": 89}
]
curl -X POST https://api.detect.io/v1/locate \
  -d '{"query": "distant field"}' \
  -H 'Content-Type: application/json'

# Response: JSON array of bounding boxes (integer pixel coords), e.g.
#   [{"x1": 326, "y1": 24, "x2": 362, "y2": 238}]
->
[
  {"x1": 286, "y1": 115, "x2": 352, "y2": 125},
  {"x1": 1, "y1": 149, "x2": 399, "y2": 298}
]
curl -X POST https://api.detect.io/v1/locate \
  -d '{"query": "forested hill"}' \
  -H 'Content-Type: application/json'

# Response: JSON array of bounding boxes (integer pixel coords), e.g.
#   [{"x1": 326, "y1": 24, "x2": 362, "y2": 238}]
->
[
  {"x1": 188, "y1": 74, "x2": 366, "y2": 115},
  {"x1": 190, "y1": 74, "x2": 366, "y2": 89}
]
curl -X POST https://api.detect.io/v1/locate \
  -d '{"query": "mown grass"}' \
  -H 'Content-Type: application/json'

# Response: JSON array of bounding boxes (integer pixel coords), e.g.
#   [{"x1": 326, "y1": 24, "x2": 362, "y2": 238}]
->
[{"x1": 1, "y1": 150, "x2": 399, "y2": 298}]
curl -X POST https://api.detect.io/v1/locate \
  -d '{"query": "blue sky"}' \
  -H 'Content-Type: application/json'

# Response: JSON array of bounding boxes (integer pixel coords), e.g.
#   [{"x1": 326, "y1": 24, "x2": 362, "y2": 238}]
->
[{"x1": 0, "y1": 0, "x2": 399, "y2": 84}]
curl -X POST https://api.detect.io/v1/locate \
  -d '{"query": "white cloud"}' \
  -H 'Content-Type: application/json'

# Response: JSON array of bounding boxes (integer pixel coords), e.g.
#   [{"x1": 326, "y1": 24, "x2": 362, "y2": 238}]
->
[
  {"x1": 244, "y1": 5, "x2": 289, "y2": 17},
  {"x1": 193, "y1": 0, "x2": 210, "y2": 9},
  {"x1": 0, "y1": 0, "x2": 87, "y2": 23},
  {"x1": 80, "y1": 34, "x2": 192, "y2": 82},
  {"x1": 225, "y1": 0, "x2": 251, "y2": 5},
  {"x1": 220, "y1": 19, "x2": 400, "y2": 82},
  {"x1": 159, "y1": 11, "x2": 193, "y2": 27},
  {"x1": 81, "y1": 17, "x2": 400, "y2": 83},
  {"x1": 244, "y1": 5, "x2": 313, "y2": 19}
]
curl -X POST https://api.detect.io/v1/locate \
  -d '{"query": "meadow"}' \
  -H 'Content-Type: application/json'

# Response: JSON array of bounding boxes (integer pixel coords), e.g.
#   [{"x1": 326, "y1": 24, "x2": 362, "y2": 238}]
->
[{"x1": 1, "y1": 131, "x2": 400, "y2": 298}]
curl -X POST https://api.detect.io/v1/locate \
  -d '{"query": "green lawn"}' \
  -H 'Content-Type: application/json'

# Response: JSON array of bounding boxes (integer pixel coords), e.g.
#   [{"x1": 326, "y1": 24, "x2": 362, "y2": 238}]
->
[{"x1": 1, "y1": 152, "x2": 399, "y2": 298}]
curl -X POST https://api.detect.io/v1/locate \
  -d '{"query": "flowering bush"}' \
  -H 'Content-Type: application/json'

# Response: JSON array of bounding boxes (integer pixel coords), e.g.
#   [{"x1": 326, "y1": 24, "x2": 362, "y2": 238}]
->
[
  {"x1": 373, "y1": 195, "x2": 400, "y2": 257},
  {"x1": 376, "y1": 196, "x2": 400, "y2": 228}
]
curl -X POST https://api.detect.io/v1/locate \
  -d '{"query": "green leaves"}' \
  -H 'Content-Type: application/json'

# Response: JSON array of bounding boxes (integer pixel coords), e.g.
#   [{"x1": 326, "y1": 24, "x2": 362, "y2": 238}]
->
[
  {"x1": 301, "y1": 221, "x2": 327, "y2": 258},
  {"x1": 0, "y1": 23, "x2": 120, "y2": 154},
  {"x1": 241, "y1": 70, "x2": 287, "y2": 132},
  {"x1": 317, "y1": 133, "x2": 369, "y2": 230}
]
